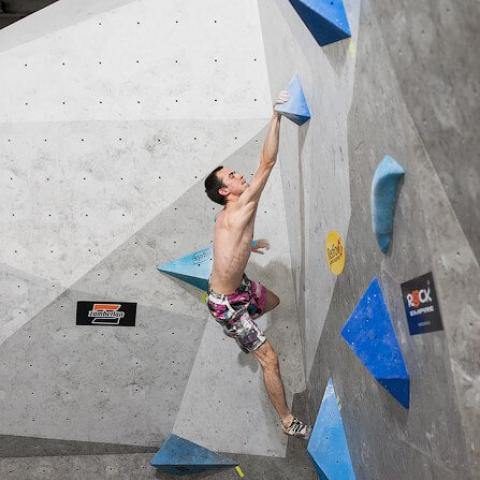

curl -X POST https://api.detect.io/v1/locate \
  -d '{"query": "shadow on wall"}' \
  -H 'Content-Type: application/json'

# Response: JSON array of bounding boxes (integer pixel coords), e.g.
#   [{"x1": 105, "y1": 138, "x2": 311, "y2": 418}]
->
[
  {"x1": 322, "y1": 35, "x2": 351, "y2": 75},
  {"x1": 297, "y1": 116, "x2": 309, "y2": 293},
  {"x1": 161, "y1": 274, "x2": 207, "y2": 304},
  {"x1": 242, "y1": 259, "x2": 297, "y2": 364}
]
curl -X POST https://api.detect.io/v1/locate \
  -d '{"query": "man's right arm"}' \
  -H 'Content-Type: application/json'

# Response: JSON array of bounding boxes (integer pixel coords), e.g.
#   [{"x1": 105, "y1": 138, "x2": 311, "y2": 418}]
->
[{"x1": 239, "y1": 111, "x2": 282, "y2": 206}]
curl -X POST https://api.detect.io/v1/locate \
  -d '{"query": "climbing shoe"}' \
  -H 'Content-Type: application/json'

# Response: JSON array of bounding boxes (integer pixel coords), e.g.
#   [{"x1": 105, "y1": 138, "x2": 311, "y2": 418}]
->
[{"x1": 282, "y1": 417, "x2": 312, "y2": 439}]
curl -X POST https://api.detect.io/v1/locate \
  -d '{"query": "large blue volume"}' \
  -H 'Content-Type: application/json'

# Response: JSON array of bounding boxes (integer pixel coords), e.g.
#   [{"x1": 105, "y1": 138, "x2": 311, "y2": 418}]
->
[
  {"x1": 307, "y1": 378, "x2": 356, "y2": 479},
  {"x1": 150, "y1": 434, "x2": 237, "y2": 476},
  {"x1": 157, "y1": 246, "x2": 212, "y2": 291},
  {"x1": 274, "y1": 74, "x2": 311, "y2": 126},
  {"x1": 371, "y1": 155, "x2": 406, "y2": 253},
  {"x1": 341, "y1": 278, "x2": 410, "y2": 408},
  {"x1": 289, "y1": 0, "x2": 351, "y2": 46}
]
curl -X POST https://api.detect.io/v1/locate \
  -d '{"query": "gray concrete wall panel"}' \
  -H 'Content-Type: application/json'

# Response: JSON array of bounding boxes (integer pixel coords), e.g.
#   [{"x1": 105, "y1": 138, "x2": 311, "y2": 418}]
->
[
  {"x1": 305, "y1": 1, "x2": 479, "y2": 478},
  {"x1": 0, "y1": 263, "x2": 67, "y2": 345},
  {"x1": 258, "y1": 0, "x2": 361, "y2": 377},
  {"x1": 0, "y1": 0, "x2": 271, "y2": 121},
  {"x1": 371, "y1": 0, "x2": 480, "y2": 262},
  {"x1": 0, "y1": 291, "x2": 204, "y2": 445},
  {"x1": 0, "y1": 118, "x2": 268, "y2": 342},
  {"x1": 0, "y1": 448, "x2": 318, "y2": 480},
  {"x1": 0, "y1": 434, "x2": 156, "y2": 457}
]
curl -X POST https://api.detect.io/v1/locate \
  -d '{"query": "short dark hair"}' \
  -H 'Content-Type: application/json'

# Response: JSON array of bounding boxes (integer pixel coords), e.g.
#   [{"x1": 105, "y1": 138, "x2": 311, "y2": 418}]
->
[{"x1": 204, "y1": 165, "x2": 226, "y2": 205}]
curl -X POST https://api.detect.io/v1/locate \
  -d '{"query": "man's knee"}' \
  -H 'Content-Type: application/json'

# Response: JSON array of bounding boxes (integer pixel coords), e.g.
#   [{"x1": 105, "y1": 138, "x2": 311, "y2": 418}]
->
[
  {"x1": 265, "y1": 291, "x2": 280, "y2": 312},
  {"x1": 271, "y1": 292, "x2": 280, "y2": 309},
  {"x1": 254, "y1": 341, "x2": 279, "y2": 369}
]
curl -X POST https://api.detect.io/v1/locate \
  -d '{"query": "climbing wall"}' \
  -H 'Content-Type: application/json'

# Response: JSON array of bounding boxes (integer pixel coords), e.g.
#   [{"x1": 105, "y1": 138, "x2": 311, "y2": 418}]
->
[
  {"x1": 0, "y1": 0, "x2": 307, "y2": 475},
  {"x1": 1, "y1": 0, "x2": 479, "y2": 479}
]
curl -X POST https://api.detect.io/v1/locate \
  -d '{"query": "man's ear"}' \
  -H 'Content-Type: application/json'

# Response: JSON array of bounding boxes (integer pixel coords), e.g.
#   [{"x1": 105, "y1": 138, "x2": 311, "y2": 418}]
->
[{"x1": 218, "y1": 186, "x2": 229, "y2": 197}]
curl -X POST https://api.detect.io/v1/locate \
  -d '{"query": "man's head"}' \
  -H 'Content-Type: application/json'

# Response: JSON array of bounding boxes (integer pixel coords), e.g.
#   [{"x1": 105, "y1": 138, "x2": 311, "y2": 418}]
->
[{"x1": 204, "y1": 166, "x2": 248, "y2": 205}]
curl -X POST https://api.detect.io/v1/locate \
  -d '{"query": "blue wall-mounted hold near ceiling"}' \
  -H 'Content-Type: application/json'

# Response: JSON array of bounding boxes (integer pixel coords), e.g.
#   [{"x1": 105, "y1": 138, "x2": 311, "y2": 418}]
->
[{"x1": 289, "y1": 0, "x2": 351, "y2": 46}]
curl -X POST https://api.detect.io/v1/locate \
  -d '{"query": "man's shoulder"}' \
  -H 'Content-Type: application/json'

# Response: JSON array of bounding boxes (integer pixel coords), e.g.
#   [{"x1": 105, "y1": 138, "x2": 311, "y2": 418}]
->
[{"x1": 216, "y1": 206, "x2": 240, "y2": 230}]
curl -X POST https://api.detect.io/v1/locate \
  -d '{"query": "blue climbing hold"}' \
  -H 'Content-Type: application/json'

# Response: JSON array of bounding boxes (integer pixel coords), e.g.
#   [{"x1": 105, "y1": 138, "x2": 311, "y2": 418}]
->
[
  {"x1": 150, "y1": 434, "x2": 237, "y2": 476},
  {"x1": 157, "y1": 246, "x2": 212, "y2": 291},
  {"x1": 289, "y1": 0, "x2": 351, "y2": 46},
  {"x1": 341, "y1": 277, "x2": 410, "y2": 408},
  {"x1": 307, "y1": 378, "x2": 356, "y2": 479},
  {"x1": 275, "y1": 74, "x2": 311, "y2": 126},
  {"x1": 371, "y1": 155, "x2": 405, "y2": 253}
]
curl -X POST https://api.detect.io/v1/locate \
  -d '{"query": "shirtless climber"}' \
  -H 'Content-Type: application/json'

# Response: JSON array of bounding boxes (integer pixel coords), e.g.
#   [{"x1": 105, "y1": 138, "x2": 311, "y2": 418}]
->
[{"x1": 203, "y1": 91, "x2": 311, "y2": 439}]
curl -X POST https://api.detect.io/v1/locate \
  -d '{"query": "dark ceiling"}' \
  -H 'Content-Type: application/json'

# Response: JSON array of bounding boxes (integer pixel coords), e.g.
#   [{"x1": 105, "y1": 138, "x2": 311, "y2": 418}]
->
[{"x1": 0, "y1": 0, "x2": 58, "y2": 29}]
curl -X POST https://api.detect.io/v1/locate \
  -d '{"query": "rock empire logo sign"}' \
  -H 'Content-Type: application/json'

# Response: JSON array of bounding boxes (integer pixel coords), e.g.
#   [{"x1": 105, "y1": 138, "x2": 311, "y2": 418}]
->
[
  {"x1": 401, "y1": 272, "x2": 443, "y2": 335},
  {"x1": 325, "y1": 230, "x2": 346, "y2": 275},
  {"x1": 76, "y1": 301, "x2": 137, "y2": 326}
]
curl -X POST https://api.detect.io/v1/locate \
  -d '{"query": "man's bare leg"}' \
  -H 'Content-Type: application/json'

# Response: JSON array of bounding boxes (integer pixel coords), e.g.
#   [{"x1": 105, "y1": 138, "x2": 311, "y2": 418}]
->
[
  {"x1": 253, "y1": 293, "x2": 311, "y2": 438},
  {"x1": 255, "y1": 292, "x2": 292, "y2": 426},
  {"x1": 253, "y1": 341, "x2": 294, "y2": 428}
]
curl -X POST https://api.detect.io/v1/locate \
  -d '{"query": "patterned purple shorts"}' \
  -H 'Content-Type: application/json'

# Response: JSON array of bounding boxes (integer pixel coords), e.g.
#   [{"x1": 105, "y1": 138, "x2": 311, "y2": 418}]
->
[{"x1": 207, "y1": 274, "x2": 268, "y2": 353}]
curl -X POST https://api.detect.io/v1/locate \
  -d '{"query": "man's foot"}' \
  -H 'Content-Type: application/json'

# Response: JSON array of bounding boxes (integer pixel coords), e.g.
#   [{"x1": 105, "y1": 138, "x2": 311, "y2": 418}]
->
[{"x1": 281, "y1": 417, "x2": 312, "y2": 439}]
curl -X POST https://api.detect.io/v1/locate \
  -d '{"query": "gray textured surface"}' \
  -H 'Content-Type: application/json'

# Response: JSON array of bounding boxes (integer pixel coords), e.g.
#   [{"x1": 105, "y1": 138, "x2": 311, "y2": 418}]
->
[
  {"x1": 0, "y1": 435, "x2": 156, "y2": 457},
  {"x1": 258, "y1": 0, "x2": 359, "y2": 378},
  {"x1": 304, "y1": 0, "x2": 479, "y2": 478},
  {"x1": 0, "y1": 394, "x2": 316, "y2": 479},
  {"x1": 0, "y1": 0, "x2": 479, "y2": 478},
  {"x1": 0, "y1": 291, "x2": 203, "y2": 446},
  {"x1": 371, "y1": 0, "x2": 480, "y2": 262}
]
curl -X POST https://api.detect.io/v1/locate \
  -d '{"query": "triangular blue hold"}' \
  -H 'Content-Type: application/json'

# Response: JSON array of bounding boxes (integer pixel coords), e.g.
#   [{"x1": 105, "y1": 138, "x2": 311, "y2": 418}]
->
[
  {"x1": 150, "y1": 434, "x2": 237, "y2": 476},
  {"x1": 341, "y1": 278, "x2": 410, "y2": 408},
  {"x1": 275, "y1": 74, "x2": 311, "y2": 126},
  {"x1": 307, "y1": 378, "x2": 356, "y2": 480},
  {"x1": 157, "y1": 246, "x2": 212, "y2": 291},
  {"x1": 371, "y1": 155, "x2": 405, "y2": 253},
  {"x1": 289, "y1": 0, "x2": 351, "y2": 46}
]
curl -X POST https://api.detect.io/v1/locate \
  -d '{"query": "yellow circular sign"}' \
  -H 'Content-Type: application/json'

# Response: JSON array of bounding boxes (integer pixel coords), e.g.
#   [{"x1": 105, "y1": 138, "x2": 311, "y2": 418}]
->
[{"x1": 326, "y1": 230, "x2": 346, "y2": 275}]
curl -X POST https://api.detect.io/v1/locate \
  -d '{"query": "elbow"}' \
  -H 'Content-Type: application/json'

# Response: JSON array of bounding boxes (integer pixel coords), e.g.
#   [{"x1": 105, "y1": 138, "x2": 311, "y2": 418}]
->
[{"x1": 261, "y1": 155, "x2": 276, "y2": 169}]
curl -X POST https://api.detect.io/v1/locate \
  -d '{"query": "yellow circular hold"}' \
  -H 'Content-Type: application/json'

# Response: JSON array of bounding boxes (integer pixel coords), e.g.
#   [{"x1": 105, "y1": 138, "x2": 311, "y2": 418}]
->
[
  {"x1": 325, "y1": 230, "x2": 346, "y2": 275},
  {"x1": 200, "y1": 292, "x2": 208, "y2": 304}
]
